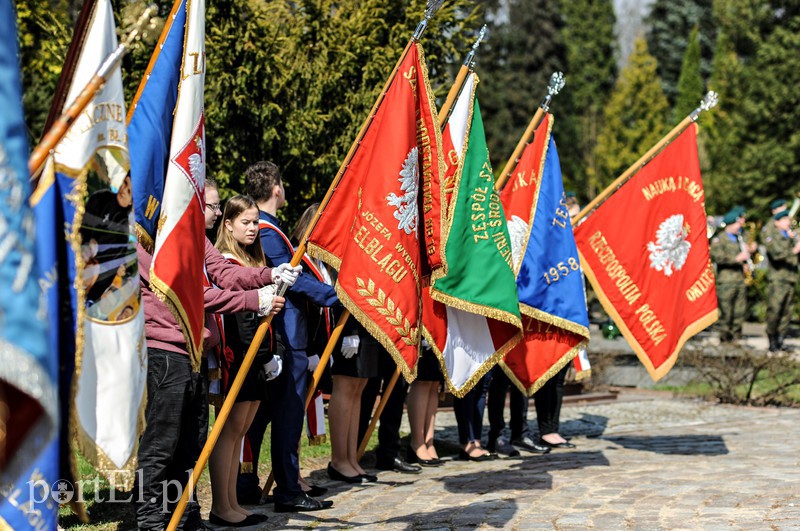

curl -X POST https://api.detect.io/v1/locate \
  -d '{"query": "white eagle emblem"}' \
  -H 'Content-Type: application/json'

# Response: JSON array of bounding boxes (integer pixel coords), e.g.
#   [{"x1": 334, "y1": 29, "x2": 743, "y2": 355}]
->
[
  {"x1": 386, "y1": 147, "x2": 419, "y2": 238},
  {"x1": 647, "y1": 214, "x2": 691, "y2": 276},
  {"x1": 506, "y1": 215, "x2": 529, "y2": 269}
]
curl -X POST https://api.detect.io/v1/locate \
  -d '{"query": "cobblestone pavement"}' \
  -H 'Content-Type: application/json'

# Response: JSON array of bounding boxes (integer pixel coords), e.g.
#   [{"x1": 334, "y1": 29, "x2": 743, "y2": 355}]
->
[{"x1": 217, "y1": 391, "x2": 800, "y2": 530}]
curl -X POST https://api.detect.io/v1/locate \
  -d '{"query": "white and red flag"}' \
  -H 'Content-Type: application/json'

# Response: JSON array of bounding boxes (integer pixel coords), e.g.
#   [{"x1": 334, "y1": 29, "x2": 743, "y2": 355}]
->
[
  {"x1": 146, "y1": 0, "x2": 207, "y2": 368},
  {"x1": 422, "y1": 73, "x2": 522, "y2": 396}
]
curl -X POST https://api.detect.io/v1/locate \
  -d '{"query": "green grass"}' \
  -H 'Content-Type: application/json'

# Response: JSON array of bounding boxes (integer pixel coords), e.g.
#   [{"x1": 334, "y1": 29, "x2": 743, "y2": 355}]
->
[
  {"x1": 57, "y1": 406, "x2": 381, "y2": 529},
  {"x1": 654, "y1": 363, "x2": 800, "y2": 406}
]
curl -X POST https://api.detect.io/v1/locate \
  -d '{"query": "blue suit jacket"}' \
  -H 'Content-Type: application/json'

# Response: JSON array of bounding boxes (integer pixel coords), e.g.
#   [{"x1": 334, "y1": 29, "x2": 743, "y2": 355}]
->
[{"x1": 258, "y1": 211, "x2": 338, "y2": 351}]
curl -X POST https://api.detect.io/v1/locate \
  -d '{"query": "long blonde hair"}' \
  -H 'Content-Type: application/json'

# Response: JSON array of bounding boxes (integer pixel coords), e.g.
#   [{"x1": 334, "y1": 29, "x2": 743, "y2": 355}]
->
[
  {"x1": 290, "y1": 202, "x2": 320, "y2": 245},
  {"x1": 215, "y1": 195, "x2": 265, "y2": 267}
]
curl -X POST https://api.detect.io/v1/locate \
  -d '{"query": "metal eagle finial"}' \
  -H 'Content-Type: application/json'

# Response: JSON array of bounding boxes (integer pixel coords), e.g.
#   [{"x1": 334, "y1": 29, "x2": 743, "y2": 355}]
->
[
  {"x1": 414, "y1": 0, "x2": 446, "y2": 40},
  {"x1": 541, "y1": 72, "x2": 566, "y2": 112},
  {"x1": 691, "y1": 91, "x2": 719, "y2": 121}
]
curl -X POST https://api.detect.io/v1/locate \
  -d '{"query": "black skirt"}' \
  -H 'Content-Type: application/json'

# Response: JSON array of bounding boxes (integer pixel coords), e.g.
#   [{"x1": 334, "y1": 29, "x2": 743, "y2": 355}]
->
[
  {"x1": 416, "y1": 346, "x2": 443, "y2": 382},
  {"x1": 331, "y1": 334, "x2": 382, "y2": 379},
  {"x1": 226, "y1": 354, "x2": 267, "y2": 403}
]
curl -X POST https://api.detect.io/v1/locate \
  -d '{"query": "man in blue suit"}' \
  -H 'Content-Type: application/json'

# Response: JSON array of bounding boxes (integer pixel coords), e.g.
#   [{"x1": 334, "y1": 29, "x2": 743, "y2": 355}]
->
[{"x1": 242, "y1": 161, "x2": 338, "y2": 512}]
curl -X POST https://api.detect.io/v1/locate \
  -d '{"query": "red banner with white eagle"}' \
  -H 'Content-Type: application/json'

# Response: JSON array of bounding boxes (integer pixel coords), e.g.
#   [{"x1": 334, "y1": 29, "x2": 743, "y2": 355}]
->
[
  {"x1": 573, "y1": 124, "x2": 718, "y2": 381},
  {"x1": 306, "y1": 42, "x2": 445, "y2": 381},
  {"x1": 149, "y1": 0, "x2": 207, "y2": 368}
]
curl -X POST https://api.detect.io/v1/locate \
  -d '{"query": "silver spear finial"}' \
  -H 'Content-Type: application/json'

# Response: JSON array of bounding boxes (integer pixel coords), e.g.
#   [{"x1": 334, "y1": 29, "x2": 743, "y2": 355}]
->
[{"x1": 464, "y1": 25, "x2": 488, "y2": 68}]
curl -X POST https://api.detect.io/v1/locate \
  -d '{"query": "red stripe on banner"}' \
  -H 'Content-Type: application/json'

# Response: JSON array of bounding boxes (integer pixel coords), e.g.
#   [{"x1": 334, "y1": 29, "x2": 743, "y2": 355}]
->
[{"x1": 152, "y1": 201, "x2": 206, "y2": 357}]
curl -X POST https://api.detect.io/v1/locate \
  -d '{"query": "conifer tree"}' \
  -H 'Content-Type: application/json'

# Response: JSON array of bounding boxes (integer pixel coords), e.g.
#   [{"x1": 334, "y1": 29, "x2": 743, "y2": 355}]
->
[
  {"x1": 478, "y1": 0, "x2": 568, "y2": 173},
  {"x1": 674, "y1": 26, "x2": 704, "y2": 120},
  {"x1": 645, "y1": 0, "x2": 715, "y2": 105},
  {"x1": 203, "y1": 0, "x2": 480, "y2": 222},
  {"x1": 704, "y1": 0, "x2": 800, "y2": 219},
  {"x1": 560, "y1": 0, "x2": 617, "y2": 199},
  {"x1": 14, "y1": 0, "x2": 71, "y2": 142},
  {"x1": 592, "y1": 36, "x2": 669, "y2": 191},
  {"x1": 702, "y1": 28, "x2": 742, "y2": 214}
]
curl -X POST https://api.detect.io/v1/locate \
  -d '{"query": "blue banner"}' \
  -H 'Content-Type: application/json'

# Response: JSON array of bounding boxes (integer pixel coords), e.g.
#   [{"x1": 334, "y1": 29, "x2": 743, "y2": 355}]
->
[
  {"x1": 0, "y1": 4, "x2": 58, "y2": 529},
  {"x1": 517, "y1": 138, "x2": 590, "y2": 329},
  {"x1": 128, "y1": 0, "x2": 187, "y2": 244}
]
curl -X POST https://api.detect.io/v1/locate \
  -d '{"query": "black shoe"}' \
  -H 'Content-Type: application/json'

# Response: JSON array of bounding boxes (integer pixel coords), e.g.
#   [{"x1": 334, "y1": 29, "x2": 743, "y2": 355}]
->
[
  {"x1": 245, "y1": 513, "x2": 269, "y2": 523},
  {"x1": 457, "y1": 449, "x2": 493, "y2": 462},
  {"x1": 490, "y1": 436, "x2": 521, "y2": 458},
  {"x1": 303, "y1": 484, "x2": 328, "y2": 497},
  {"x1": 208, "y1": 513, "x2": 264, "y2": 527},
  {"x1": 359, "y1": 472, "x2": 379, "y2": 482},
  {"x1": 405, "y1": 446, "x2": 439, "y2": 467},
  {"x1": 512, "y1": 436, "x2": 551, "y2": 454},
  {"x1": 538, "y1": 437, "x2": 576, "y2": 449},
  {"x1": 327, "y1": 463, "x2": 369, "y2": 484},
  {"x1": 274, "y1": 493, "x2": 334, "y2": 513},
  {"x1": 378, "y1": 456, "x2": 422, "y2": 473}
]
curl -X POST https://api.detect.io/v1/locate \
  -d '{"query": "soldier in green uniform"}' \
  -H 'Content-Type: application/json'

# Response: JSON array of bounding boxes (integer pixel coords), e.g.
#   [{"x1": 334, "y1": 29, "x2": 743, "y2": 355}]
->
[
  {"x1": 761, "y1": 199, "x2": 787, "y2": 265},
  {"x1": 710, "y1": 208, "x2": 753, "y2": 342},
  {"x1": 763, "y1": 209, "x2": 800, "y2": 351}
]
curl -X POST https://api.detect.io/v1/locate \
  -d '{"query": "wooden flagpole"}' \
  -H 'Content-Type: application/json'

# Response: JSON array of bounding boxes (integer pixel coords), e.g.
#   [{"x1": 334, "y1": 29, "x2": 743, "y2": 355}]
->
[
  {"x1": 437, "y1": 25, "x2": 486, "y2": 126},
  {"x1": 168, "y1": 4, "x2": 448, "y2": 528},
  {"x1": 28, "y1": 5, "x2": 156, "y2": 181},
  {"x1": 494, "y1": 72, "x2": 565, "y2": 191},
  {"x1": 353, "y1": 26, "x2": 488, "y2": 465},
  {"x1": 571, "y1": 91, "x2": 719, "y2": 227},
  {"x1": 357, "y1": 368, "x2": 401, "y2": 459},
  {"x1": 260, "y1": 3, "x2": 479, "y2": 503}
]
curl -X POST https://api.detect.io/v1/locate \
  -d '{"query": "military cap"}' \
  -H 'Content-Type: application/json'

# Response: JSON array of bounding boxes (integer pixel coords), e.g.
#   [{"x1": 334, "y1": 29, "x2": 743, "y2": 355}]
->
[
  {"x1": 723, "y1": 210, "x2": 740, "y2": 225},
  {"x1": 565, "y1": 190, "x2": 576, "y2": 199},
  {"x1": 732, "y1": 205, "x2": 746, "y2": 217},
  {"x1": 770, "y1": 199, "x2": 787, "y2": 210},
  {"x1": 774, "y1": 210, "x2": 789, "y2": 220}
]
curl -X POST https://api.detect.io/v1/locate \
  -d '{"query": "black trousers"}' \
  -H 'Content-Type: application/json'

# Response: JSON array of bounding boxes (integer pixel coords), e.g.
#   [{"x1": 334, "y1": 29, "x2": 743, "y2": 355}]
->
[
  {"x1": 134, "y1": 349, "x2": 207, "y2": 531},
  {"x1": 358, "y1": 349, "x2": 408, "y2": 466},
  {"x1": 238, "y1": 348, "x2": 306, "y2": 504},
  {"x1": 487, "y1": 367, "x2": 530, "y2": 442},
  {"x1": 533, "y1": 365, "x2": 569, "y2": 435},
  {"x1": 453, "y1": 373, "x2": 489, "y2": 445}
]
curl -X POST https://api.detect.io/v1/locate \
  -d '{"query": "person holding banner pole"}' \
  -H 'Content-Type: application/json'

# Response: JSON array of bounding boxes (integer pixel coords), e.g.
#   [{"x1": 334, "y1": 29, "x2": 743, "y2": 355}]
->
[
  {"x1": 207, "y1": 195, "x2": 283, "y2": 527},
  {"x1": 244, "y1": 161, "x2": 337, "y2": 512},
  {"x1": 134, "y1": 186, "x2": 294, "y2": 530}
]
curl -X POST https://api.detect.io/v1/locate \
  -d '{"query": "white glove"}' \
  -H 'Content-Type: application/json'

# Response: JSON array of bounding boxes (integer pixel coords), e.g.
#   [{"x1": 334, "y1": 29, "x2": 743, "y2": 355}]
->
[
  {"x1": 271, "y1": 263, "x2": 302, "y2": 287},
  {"x1": 421, "y1": 338, "x2": 431, "y2": 349},
  {"x1": 341, "y1": 335, "x2": 360, "y2": 358},
  {"x1": 257, "y1": 285, "x2": 278, "y2": 316},
  {"x1": 263, "y1": 356, "x2": 283, "y2": 381},
  {"x1": 307, "y1": 354, "x2": 320, "y2": 373}
]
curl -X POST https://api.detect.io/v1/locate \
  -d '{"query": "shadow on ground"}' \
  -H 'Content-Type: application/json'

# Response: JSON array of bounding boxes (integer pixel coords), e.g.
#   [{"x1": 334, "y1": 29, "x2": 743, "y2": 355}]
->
[
  {"x1": 601, "y1": 434, "x2": 729, "y2": 455},
  {"x1": 436, "y1": 450, "x2": 610, "y2": 494},
  {"x1": 562, "y1": 413, "x2": 610, "y2": 438},
  {"x1": 378, "y1": 498, "x2": 520, "y2": 529}
]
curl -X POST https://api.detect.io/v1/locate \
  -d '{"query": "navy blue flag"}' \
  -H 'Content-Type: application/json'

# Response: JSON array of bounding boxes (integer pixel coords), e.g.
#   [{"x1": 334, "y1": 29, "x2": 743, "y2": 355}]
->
[
  {"x1": 128, "y1": 0, "x2": 188, "y2": 248},
  {"x1": 0, "y1": 4, "x2": 58, "y2": 528}
]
